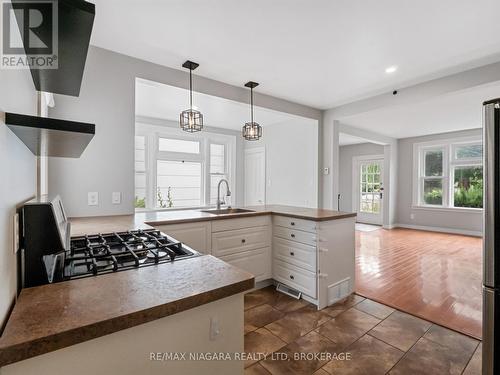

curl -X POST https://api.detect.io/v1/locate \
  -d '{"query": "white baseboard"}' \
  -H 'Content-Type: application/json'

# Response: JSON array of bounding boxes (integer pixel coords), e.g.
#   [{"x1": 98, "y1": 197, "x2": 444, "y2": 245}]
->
[{"x1": 393, "y1": 223, "x2": 483, "y2": 237}]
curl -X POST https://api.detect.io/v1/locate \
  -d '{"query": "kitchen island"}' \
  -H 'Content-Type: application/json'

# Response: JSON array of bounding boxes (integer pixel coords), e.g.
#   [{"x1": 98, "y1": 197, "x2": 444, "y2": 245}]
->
[
  {"x1": 0, "y1": 205, "x2": 355, "y2": 375},
  {"x1": 69, "y1": 204, "x2": 356, "y2": 309},
  {"x1": 0, "y1": 256, "x2": 254, "y2": 375}
]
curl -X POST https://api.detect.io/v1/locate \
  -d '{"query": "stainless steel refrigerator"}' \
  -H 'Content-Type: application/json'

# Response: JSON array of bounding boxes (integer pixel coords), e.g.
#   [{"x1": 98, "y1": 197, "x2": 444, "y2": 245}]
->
[{"x1": 483, "y1": 98, "x2": 500, "y2": 375}]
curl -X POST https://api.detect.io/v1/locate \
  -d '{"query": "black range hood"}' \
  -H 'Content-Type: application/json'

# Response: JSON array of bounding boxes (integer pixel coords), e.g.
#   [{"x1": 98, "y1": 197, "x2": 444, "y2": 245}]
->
[
  {"x1": 5, "y1": 112, "x2": 95, "y2": 158},
  {"x1": 12, "y1": 0, "x2": 95, "y2": 96},
  {"x1": 5, "y1": 0, "x2": 96, "y2": 158}
]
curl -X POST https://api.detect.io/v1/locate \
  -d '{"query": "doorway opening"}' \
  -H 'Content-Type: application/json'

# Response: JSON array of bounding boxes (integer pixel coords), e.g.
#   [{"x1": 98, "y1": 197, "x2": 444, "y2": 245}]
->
[{"x1": 353, "y1": 155, "x2": 384, "y2": 225}]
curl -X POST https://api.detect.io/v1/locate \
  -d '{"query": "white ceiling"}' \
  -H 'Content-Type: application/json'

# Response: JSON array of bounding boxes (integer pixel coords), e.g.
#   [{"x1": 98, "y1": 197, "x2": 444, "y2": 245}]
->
[
  {"x1": 339, "y1": 81, "x2": 500, "y2": 139},
  {"x1": 91, "y1": 0, "x2": 500, "y2": 109},
  {"x1": 338, "y1": 134, "x2": 372, "y2": 146},
  {"x1": 135, "y1": 79, "x2": 313, "y2": 130}
]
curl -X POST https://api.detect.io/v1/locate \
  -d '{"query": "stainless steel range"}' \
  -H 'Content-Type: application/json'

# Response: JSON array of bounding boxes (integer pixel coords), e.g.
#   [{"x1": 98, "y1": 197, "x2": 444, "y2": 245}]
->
[{"x1": 18, "y1": 196, "x2": 199, "y2": 288}]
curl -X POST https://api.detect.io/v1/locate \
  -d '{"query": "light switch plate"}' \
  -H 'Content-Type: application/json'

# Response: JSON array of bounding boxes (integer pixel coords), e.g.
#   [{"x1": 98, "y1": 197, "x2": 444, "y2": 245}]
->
[
  {"x1": 209, "y1": 317, "x2": 220, "y2": 341},
  {"x1": 112, "y1": 192, "x2": 121, "y2": 204},
  {"x1": 88, "y1": 192, "x2": 99, "y2": 206}
]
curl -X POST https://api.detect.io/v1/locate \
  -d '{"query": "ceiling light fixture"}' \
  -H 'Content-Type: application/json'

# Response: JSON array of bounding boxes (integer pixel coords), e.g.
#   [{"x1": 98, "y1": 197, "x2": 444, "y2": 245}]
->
[
  {"x1": 385, "y1": 65, "x2": 398, "y2": 74},
  {"x1": 180, "y1": 60, "x2": 203, "y2": 132},
  {"x1": 242, "y1": 81, "x2": 262, "y2": 141}
]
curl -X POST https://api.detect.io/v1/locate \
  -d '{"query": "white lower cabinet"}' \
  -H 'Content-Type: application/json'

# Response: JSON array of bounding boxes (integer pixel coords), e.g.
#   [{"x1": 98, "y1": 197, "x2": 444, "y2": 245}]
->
[
  {"x1": 154, "y1": 222, "x2": 212, "y2": 255},
  {"x1": 273, "y1": 259, "x2": 317, "y2": 298},
  {"x1": 272, "y1": 215, "x2": 318, "y2": 300},
  {"x1": 273, "y1": 225, "x2": 317, "y2": 247},
  {"x1": 212, "y1": 216, "x2": 272, "y2": 282},
  {"x1": 220, "y1": 247, "x2": 271, "y2": 282},
  {"x1": 154, "y1": 216, "x2": 272, "y2": 282},
  {"x1": 154, "y1": 213, "x2": 355, "y2": 309},
  {"x1": 212, "y1": 226, "x2": 270, "y2": 257},
  {"x1": 273, "y1": 237, "x2": 316, "y2": 272}
]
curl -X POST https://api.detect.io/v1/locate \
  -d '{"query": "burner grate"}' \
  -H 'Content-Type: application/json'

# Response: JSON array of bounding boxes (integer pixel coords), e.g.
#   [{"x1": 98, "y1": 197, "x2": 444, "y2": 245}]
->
[{"x1": 65, "y1": 229, "x2": 197, "y2": 279}]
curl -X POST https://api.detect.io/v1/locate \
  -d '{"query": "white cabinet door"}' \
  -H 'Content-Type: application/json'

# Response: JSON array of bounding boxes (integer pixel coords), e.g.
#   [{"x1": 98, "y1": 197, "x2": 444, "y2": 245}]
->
[
  {"x1": 220, "y1": 247, "x2": 271, "y2": 282},
  {"x1": 154, "y1": 222, "x2": 212, "y2": 254}
]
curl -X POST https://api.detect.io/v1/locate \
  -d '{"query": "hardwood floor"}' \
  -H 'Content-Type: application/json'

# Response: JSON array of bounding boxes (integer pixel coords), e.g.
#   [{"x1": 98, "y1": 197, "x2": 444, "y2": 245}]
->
[{"x1": 355, "y1": 227, "x2": 483, "y2": 339}]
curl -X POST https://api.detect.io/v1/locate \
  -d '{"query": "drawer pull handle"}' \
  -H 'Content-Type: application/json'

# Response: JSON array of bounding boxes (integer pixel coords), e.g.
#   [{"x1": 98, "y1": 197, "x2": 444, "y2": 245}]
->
[
  {"x1": 319, "y1": 247, "x2": 328, "y2": 253},
  {"x1": 291, "y1": 222, "x2": 295, "y2": 226},
  {"x1": 291, "y1": 234, "x2": 295, "y2": 238},
  {"x1": 241, "y1": 239, "x2": 246, "y2": 243},
  {"x1": 290, "y1": 251, "x2": 295, "y2": 256},
  {"x1": 289, "y1": 275, "x2": 295, "y2": 280}
]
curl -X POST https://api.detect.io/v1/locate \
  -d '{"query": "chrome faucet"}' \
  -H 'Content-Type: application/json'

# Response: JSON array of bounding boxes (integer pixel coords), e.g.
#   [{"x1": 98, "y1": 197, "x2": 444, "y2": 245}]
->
[{"x1": 216, "y1": 179, "x2": 231, "y2": 210}]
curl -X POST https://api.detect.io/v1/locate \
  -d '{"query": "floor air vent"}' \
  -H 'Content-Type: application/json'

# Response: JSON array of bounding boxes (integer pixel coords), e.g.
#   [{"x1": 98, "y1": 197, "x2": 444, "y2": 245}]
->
[{"x1": 276, "y1": 283, "x2": 302, "y2": 299}]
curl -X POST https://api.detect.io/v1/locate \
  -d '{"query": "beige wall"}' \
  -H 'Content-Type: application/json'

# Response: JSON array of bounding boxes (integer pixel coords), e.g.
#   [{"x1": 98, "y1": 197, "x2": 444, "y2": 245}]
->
[
  {"x1": 49, "y1": 46, "x2": 322, "y2": 217},
  {"x1": 245, "y1": 119, "x2": 319, "y2": 208},
  {"x1": 339, "y1": 143, "x2": 385, "y2": 212},
  {"x1": 396, "y1": 128, "x2": 483, "y2": 234},
  {"x1": 0, "y1": 69, "x2": 37, "y2": 327}
]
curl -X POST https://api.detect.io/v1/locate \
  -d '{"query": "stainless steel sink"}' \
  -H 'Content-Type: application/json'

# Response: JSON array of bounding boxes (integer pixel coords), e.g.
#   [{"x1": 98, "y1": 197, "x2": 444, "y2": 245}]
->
[{"x1": 201, "y1": 208, "x2": 255, "y2": 215}]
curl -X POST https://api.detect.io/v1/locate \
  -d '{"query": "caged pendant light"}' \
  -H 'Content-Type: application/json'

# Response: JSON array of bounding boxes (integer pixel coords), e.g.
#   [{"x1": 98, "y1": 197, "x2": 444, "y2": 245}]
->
[
  {"x1": 180, "y1": 60, "x2": 203, "y2": 132},
  {"x1": 242, "y1": 81, "x2": 262, "y2": 141}
]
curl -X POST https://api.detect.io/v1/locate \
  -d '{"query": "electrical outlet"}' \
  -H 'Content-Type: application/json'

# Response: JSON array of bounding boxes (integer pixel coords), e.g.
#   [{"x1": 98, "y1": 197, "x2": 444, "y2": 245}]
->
[
  {"x1": 112, "y1": 192, "x2": 121, "y2": 204},
  {"x1": 88, "y1": 192, "x2": 99, "y2": 206},
  {"x1": 13, "y1": 213, "x2": 19, "y2": 254},
  {"x1": 209, "y1": 317, "x2": 220, "y2": 341},
  {"x1": 410, "y1": 213, "x2": 415, "y2": 220}
]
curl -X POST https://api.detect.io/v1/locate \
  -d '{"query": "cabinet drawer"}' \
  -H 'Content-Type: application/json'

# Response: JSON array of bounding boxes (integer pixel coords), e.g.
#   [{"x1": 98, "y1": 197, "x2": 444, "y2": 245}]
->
[
  {"x1": 212, "y1": 226, "x2": 270, "y2": 257},
  {"x1": 273, "y1": 237, "x2": 316, "y2": 272},
  {"x1": 220, "y1": 247, "x2": 271, "y2": 282},
  {"x1": 273, "y1": 215, "x2": 317, "y2": 233},
  {"x1": 273, "y1": 225, "x2": 317, "y2": 246},
  {"x1": 273, "y1": 259, "x2": 316, "y2": 298},
  {"x1": 211, "y1": 215, "x2": 270, "y2": 232}
]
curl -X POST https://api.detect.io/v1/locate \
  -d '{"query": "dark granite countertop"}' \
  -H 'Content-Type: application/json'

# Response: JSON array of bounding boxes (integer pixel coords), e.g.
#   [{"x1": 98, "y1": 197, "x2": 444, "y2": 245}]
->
[{"x1": 0, "y1": 256, "x2": 254, "y2": 367}]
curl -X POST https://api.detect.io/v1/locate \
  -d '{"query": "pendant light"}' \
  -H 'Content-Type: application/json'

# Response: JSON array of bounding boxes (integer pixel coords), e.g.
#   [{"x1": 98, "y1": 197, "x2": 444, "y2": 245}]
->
[
  {"x1": 242, "y1": 81, "x2": 262, "y2": 141},
  {"x1": 180, "y1": 60, "x2": 203, "y2": 132}
]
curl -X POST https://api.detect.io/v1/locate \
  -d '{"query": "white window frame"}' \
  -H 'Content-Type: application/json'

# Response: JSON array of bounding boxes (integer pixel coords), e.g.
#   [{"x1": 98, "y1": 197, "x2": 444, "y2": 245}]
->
[
  {"x1": 135, "y1": 123, "x2": 236, "y2": 211},
  {"x1": 412, "y1": 136, "x2": 483, "y2": 212}
]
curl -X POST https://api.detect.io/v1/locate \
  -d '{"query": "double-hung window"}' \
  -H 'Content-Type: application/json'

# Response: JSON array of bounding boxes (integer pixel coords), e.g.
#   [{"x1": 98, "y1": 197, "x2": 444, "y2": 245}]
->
[
  {"x1": 156, "y1": 136, "x2": 203, "y2": 208},
  {"x1": 414, "y1": 138, "x2": 483, "y2": 209},
  {"x1": 135, "y1": 124, "x2": 235, "y2": 210}
]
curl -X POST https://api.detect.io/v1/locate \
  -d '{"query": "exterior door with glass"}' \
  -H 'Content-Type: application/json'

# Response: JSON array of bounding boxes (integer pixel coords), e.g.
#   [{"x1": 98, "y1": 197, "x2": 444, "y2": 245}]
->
[{"x1": 353, "y1": 157, "x2": 384, "y2": 225}]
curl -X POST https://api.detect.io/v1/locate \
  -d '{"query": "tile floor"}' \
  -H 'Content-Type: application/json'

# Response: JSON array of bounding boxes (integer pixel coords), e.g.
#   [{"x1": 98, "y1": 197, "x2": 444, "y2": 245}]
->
[{"x1": 244, "y1": 286, "x2": 482, "y2": 375}]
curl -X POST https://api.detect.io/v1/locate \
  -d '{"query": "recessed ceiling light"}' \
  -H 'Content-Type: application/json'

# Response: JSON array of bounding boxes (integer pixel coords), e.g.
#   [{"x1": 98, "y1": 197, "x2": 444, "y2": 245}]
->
[{"x1": 385, "y1": 65, "x2": 398, "y2": 74}]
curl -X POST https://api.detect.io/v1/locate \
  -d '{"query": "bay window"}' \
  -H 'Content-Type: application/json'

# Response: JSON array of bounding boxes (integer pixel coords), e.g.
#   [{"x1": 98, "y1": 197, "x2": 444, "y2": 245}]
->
[
  {"x1": 414, "y1": 138, "x2": 483, "y2": 209},
  {"x1": 135, "y1": 124, "x2": 235, "y2": 210}
]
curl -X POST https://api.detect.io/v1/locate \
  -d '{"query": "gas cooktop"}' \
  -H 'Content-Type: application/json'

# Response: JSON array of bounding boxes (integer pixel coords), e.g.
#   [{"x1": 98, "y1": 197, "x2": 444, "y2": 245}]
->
[{"x1": 64, "y1": 229, "x2": 199, "y2": 280}]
